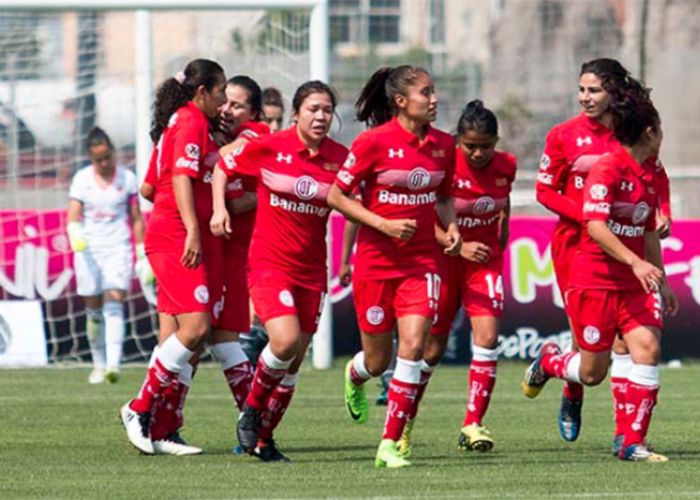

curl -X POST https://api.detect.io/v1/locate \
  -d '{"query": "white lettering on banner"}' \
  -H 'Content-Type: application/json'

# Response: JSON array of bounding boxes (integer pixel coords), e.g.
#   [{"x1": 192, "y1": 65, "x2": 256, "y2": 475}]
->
[
  {"x1": 607, "y1": 221, "x2": 645, "y2": 237},
  {"x1": 378, "y1": 190, "x2": 436, "y2": 205},
  {"x1": 583, "y1": 201, "x2": 610, "y2": 214},
  {"x1": 497, "y1": 327, "x2": 572, "y2": 360},
  {"x1": 270, "y1": 193, "x2": 329, "y2": 217},
  {"x1": 0, "y1": 238, "x2": 73, "y2": 301}
]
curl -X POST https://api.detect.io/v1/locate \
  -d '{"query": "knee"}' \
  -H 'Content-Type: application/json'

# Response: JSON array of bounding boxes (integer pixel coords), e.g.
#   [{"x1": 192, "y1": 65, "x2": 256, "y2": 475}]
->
[
  {"x1": 192, "y1": 319, "x2": 210, "y2": 343},
  {"x1": 365, "y1": 355, "x2": 391, "y2": 377},
  {"x1": 579, "y1": 367, "x2": 607, "y2": 387}
]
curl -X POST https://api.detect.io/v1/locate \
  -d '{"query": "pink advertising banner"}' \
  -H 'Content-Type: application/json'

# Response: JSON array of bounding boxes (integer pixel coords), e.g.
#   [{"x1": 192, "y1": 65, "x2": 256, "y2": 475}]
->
[{"x1": 1, "y1": 210, "x2": 699, "y2": 360}]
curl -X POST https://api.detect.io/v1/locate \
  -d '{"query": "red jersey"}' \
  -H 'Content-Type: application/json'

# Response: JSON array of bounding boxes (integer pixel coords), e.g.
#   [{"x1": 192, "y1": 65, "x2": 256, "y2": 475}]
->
[
  {"x1": 222, "y1": 121, "x2": 271, "y2": 255},
  {"x1": 335, "y1": 118, "x2": 455, "y2": 280},
  {"x1": 145, "y1": 101, "x2": 219, "y2": 253},
  {"x1": 451, "y1": 149, "x2": 516, "y2": 255},
  {"x1": 536, "y1": 113, "x2": 671, "y2": 233},
  {"x1": 218, "y1": 125, "x2": 348, "y2": 291},
  {"x1": 570, "y1": 147, "x2": 658, "y2": 291}
]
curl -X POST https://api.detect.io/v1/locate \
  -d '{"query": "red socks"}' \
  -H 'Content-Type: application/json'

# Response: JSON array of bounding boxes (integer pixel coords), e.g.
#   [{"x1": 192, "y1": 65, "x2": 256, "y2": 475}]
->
[{"x1": 463, "y1": 360, "x2": 497, "y2": 426}]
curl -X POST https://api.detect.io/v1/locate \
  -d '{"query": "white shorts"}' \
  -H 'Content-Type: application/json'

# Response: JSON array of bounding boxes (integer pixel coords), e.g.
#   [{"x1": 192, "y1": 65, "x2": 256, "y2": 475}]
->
[{"x1": 74, "y1": 245, "x2": 132, "y2": 296}]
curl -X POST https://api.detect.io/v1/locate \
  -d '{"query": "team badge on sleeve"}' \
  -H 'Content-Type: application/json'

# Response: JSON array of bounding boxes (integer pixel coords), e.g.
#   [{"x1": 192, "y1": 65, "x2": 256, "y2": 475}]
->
[
  {"x1": 589, "y1": 184, "x2": 608, "y2": 200},
  {"x1": 185, "y1": 143, "x2": 200, "y2": 159},
  {"x1": 343, "y1": 152, "x2": 356, "y2": 168},
  {"x1": 539, "y1": 154, "x2": 551, "y2": 170}
]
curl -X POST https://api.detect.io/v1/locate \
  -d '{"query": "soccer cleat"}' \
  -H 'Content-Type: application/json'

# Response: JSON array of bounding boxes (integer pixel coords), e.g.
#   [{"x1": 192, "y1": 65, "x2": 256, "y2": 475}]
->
[
  {"x1": 375, "y1": 439, "x2": 411, "y2": 468},
  {"x1": 344, "y1": 360, "x2": 369, "y2": 424},
  {"x1": 237, "y1": 404, "x2": 260, "y2": 453},
  {"x1": 152, "y1": 432, "x2": 202, "y2": 456},
  {"x1": 619, "y1": 443, "x2": 668, "y2": 463},
  {"x1": 458, "y1": 424, "x2": 494, "y2": 453},
  {"x1": 611, "y1": 434, "x2": 624, "y2": 456},
  {"x1": 120, "y1": 402, "x2": 153, "y2": 454},
  {"x1": 105, "y1": 369, "x2": 120, "y2": 384},
  {"x1": 558, "y1": 396, "x2": 583, "y2": 442},
  {"x1": 521, "y1": 342, "x2": 561, "y2": 398},
  {"x1": 252, "y1": 438, "x2": 291, "y2": 462},
  {"x1": 397, "y1": 418, "x2": 414, "y2": 458},
  {"x1": 88, "y1": 367, "x2": 105, "y2": 384}
]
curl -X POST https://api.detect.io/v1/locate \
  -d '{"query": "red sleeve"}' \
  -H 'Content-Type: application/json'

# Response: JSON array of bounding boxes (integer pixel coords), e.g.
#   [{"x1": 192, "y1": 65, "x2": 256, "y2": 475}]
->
[
  {"x1": 224, "y1": 173, "x2": 246, "y2": 201},
  {"x1": 503, "y1": 152, "x2": 517, "y2": 190},
  {"x1": 581, "y1": 160, "x2": 616, "y2": 222},
  {"x1": 144, "y1": 148, "x2": 159, "y2": 185},
  {"x1": 334, "y1": 133, "x2": 375, "y2": 193},
  {"x1": 438, "y1": 145, "x2": 456, "y2": 197},
  {"x1": 216, "y1": 139, "x2": 265, "y2": 178},
  {"x1": 655, "y1": 160, "x2": 671, "y2": 218},
  {"x1": 535, "y1": 127, "x2": 581, "y2": 222},
  {"x1": 172, "y1": 119, "x2": 207, "y2": 178}
]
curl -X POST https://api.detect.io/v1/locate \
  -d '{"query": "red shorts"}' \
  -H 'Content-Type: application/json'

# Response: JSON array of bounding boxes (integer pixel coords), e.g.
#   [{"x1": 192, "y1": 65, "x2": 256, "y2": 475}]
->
[
  {"x1": 201, "y1": 229, "x2": 225, "y2": 326},
  {"x1": 249, "y1": 272, "x2": 325, "y2": 334},
  {"x1": 218, "y1": 248, "x2": 250, "y2": 333},
  {"x1": 149, "y1": 251, "x2": 210, "y2": 315},
  {"x1": 566, "y1": 288, "x2": 663, "y2": 352},
  {"x1": 432, "y1": 255, "x2": 504, "y2": 336},
  {"x1": 550, "y1": 227, "x2": 580, "y2": 304},
  {"x1": 353, "y1": 274, "x2": 439, "y2": 334}
]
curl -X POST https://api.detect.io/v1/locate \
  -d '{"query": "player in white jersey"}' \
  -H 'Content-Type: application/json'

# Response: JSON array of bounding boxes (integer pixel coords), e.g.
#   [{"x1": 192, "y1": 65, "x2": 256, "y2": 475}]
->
[{"x1": 66, "y1": 127, "x2": 147, "y2": 384}]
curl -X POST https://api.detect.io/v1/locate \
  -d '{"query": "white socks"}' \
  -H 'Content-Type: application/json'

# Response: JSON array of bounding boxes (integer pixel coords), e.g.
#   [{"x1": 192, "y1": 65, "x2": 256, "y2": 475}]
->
[
  {"x1": 158, "y1": 334, "x2": 194, "y2": 373},
  {"x1": 211, "y1": 341, "x2": 249, "y2": 370},
  {"x1": 103, "y1": 301, "x2": 124, "y2": 371}
]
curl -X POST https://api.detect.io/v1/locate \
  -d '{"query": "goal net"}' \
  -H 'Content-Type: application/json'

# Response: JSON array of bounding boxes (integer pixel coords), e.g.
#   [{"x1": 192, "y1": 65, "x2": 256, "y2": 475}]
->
[{"x1": 0, "y1": 4, "x2": 318, "y2": 364}]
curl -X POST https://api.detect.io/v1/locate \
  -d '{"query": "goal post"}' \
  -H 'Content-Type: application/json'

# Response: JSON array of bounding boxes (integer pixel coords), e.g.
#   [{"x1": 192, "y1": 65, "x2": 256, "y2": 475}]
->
[{"x1": 1, "y1": 0, "x2": 334, "y2": 368}]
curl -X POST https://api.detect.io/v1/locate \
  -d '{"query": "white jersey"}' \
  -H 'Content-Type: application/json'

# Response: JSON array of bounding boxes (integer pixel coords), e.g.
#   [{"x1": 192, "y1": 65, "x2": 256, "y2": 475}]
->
[{"x1": 69, "y1": 165, "x2": 138, "y2": 249}]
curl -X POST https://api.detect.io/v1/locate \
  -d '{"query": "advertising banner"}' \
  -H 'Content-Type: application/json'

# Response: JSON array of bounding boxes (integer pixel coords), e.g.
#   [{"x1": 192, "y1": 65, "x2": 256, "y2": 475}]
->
[{"x1": 0, "y1": 300, "x2": 48, "y2": 366}]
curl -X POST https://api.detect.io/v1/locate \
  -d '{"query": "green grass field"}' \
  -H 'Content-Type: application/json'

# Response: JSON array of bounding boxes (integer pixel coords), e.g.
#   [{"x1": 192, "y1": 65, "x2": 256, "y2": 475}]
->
[{"x1": 2, "y1": 361, "x2": 699, "y2": 499}]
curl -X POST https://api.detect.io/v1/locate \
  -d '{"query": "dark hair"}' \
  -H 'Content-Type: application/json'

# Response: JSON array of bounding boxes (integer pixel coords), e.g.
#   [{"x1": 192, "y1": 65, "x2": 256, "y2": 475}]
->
[
  {"x1": 456, "y1": 99, "x2": 498, "y2": 136},
  {"x1": 609, "y1": 91, "x2": 660, "y2": 146},
  {"x1": 86, "y1": 126, "x2": 114, "y2": 151},
  {"x1": 150, "y1": 58, "x2": 225, "y2": 142},
  {"x1": 228, "y1": 75, "x2": 262, "y2": 120},
  {"x1": 291, "y1": 80, "x2": 338, "y2": 114},
  {"x1": 262, "y1": 86, "x2": 285, "y2": 111},
  {"x1": 355, "y1": 65, "x2": 431, "y2": 127},
  {"x1": 579, "y1": 58, "x2": 650, "y2": 105}
]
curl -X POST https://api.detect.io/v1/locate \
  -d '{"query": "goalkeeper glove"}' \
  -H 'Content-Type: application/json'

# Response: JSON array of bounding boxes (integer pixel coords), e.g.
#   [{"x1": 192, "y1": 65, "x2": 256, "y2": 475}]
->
[
  {"x1": 134, "y1": 243, "x2": 155, "y2": 288},
  {"x1": 67, "y1": 222, "x2": 88, "y2": 252}
]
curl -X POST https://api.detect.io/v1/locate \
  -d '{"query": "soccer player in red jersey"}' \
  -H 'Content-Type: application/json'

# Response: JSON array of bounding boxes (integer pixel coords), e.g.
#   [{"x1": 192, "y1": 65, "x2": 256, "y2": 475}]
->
[
  {"x1": 534, "y1": 59, "x2": 671, "y2": 443},
  {"x1": 262, "y1": 86, "x2": 285, "y2": 132},
  {"x1": 522, "y1": 85, "x2": 678, "y2": 462},
  {"x1": 327, "y1": 65, "x2": 461, "y2": 468},
  {"x1": 119, "y1": 59, "x2": 227, "y2": 455},
  {"x1": 212, "y1": 80, "x2": 348, "y2": 462},
  {"x1": 397, "y1": 100, "x2": 515, "y2": 456}
]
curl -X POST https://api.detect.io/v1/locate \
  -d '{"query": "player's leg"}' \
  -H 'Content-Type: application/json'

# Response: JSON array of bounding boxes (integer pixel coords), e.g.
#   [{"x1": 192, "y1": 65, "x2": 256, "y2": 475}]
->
[
  {"x1": 102, "y1": 289, "x2": 126, "y2": 383},
  {"x1": 610, "y1": 335, "x2": 632, "y2": 455},
  {"x1": 344, "y1": 278, "x2": 396, "y2": 424},
  {"x1": 75, "y1": 250, "x2": 106, "y2": 384}
]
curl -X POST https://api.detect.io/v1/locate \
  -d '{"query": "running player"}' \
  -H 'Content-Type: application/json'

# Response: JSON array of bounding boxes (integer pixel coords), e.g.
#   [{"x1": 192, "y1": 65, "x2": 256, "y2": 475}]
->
[
  {"x1": 398, "y1": 100, "x2": 515, "y2": 456},
  {"x1": 534, "y1": 58, "x2": 671, "y2": 442},
  {"x1": 67, "y1": 127, "x2": 146, "y2": 385},
  {"x1": 119, "y1": 59, "x2": 226, "y2": 455},
  {"x1": 522, "y1": 82, "x2": 678, "y2": 462},
  {"x1": 327, "y1": 65, "x2": 461, "y2": 468},
  {"x1": 212, "y1": 80, "x2": 348, "y2": 462}
]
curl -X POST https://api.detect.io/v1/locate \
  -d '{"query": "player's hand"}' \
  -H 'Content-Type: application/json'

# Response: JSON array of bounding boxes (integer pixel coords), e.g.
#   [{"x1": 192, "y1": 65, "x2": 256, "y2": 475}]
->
[
  {"x1": 460, "y1": 241, "x2": 492, "y2": 263},
  {"x1": 182, "y1": 229, "x2": 202, "y2": 269},
  {"x1": 339, "y1": 262, "x2": 352, "y2": 287},
  {"x1": 210, "y1": 209, "x2": 232, "y2": 238},
  {"x1": 380, "y1": 218, "x2": 417, "y2": 241},
  {"x1": 659, "y1": 283, "x2": 679, "y2": 316},
  {"x1": 134, "y1": 244, "x2": 155, "y2": 288},
  {"x1": 443, "y1": 224, "x2": 462, "y2": 256},
  {"x1": 67, "y1": 222, "x2": 88, "y2": 252},
  {"x1": 631, "y1": 259, "x2": 663, "y2": 293},
  {"x1": 656, "y1": 215, "x2": 671, "y2": 239}
]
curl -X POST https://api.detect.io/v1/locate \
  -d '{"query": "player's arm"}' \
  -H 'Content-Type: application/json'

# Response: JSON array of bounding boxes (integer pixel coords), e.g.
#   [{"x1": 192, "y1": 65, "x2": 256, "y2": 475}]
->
[
  {"x1": 499, "y1": 196, "x2": 511, "y2": 251},
  {"x1": 644, "y1": 220, "x2": 678, "y2": 316},
  {"x1": 339, "y1": 220, "x2": 358, "y2": 287},
  {"x1": 655, "y1": 162, "x2": 672, "y2": 238},
  {"x1": 129, "y1": 199, "x2": 145, "y2": 245},
  {"x1": 435, "y1": 195, "x2": 462, "y2": 256},
  {"x1": 173, "y1": 174, "x2": 201, "y2": 268},
  {"x1": 66, "y1": 184, "x2": 87, "y2": 252},
  {"x1": 535, "y1": 129, "x2": 581, "y2": 222}
]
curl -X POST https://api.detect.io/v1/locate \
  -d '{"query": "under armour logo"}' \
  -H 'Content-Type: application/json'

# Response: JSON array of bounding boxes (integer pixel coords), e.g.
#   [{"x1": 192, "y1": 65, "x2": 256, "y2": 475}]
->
[
  {"x1": 576, "y1": 136, "x2": 592, "y2": 147},
  {"x1": 457, "y1": 179, "x2": 471, "y2": 190},
  {"x1": 277, "y1": 153, "x2": 293, "y2": 164},
  {"x1": 388, "y1": 148, "x2": 404, "y2": 159},
  {"x1": 620, "y1": 181, "x2": 635, "y2": 191}
]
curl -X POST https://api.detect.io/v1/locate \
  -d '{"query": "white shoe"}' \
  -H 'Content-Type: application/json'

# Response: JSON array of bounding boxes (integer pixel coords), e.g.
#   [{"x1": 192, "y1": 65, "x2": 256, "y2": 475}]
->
[
  {"x1": 105, "y1": 369, "x2": 120, "y2": 384},
  {"x1": 120, "y1": 402, "x2": 154, "y2": 454},
  {"x1": 152, "y1": 432, "x2": 203, "y2": 456},
  {"x1": 88, "y1": 368, "x2": 105, "y2": 384}
]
